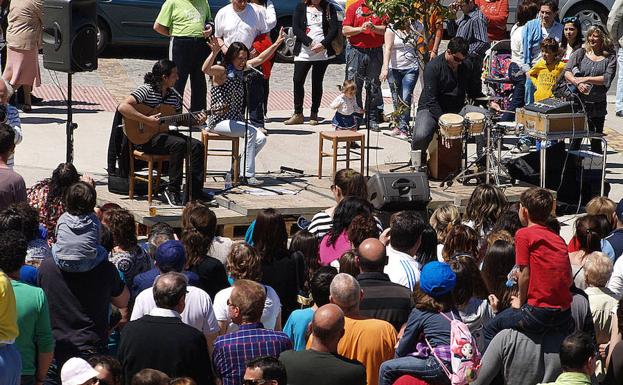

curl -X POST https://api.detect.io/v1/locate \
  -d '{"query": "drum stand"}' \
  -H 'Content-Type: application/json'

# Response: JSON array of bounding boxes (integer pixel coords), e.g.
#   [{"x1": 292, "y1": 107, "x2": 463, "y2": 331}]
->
[{"x1": 444, "y1": 117, "x2": 512, "y2": 187}]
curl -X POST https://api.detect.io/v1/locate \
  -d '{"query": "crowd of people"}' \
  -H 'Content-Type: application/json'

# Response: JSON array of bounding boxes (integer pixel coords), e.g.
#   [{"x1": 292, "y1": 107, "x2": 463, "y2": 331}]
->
[{"x1": 1, "y1": 160, "x2": 623, "y2": 385}]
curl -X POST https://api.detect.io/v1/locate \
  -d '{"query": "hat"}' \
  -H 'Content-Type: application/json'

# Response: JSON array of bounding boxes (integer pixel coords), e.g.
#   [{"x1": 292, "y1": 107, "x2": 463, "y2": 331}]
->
[
  {"x1": 156, "y1": 240, "x2": 186, "y2": 272},
  {"x1": 61, "y1": 357, "x2": 99, "y2": 385},
  {"x1": 616, "y1": 198, "x2": 623, "y2": 221},
  {"x1": 419, "y1": 261, "x2": 457, "y2": 298}
]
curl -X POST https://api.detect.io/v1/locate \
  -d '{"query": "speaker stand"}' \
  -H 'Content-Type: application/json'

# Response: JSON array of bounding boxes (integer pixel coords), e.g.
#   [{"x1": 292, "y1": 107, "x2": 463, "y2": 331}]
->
[{"x1": 66, "y1": 73, "x2": 77, "y2": 163}]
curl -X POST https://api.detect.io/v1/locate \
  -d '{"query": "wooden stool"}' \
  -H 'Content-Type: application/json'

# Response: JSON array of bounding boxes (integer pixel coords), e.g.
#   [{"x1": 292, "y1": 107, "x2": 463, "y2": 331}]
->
[
  {"x1": 128, "y1": 143, "x2": 170, "y2": 206},
  {"x1": 202, "y1": 131, "x2": 240, "y2": 183},
  {"x1": 318, "y1": 130, "x2": 365, "y2": 179}
]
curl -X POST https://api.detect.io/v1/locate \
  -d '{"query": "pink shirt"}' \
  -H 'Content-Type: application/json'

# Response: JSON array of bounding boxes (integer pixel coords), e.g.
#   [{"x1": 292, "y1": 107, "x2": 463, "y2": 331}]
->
[{"x1": 319, "y1": 231, "x2": 352, "y2": 266}]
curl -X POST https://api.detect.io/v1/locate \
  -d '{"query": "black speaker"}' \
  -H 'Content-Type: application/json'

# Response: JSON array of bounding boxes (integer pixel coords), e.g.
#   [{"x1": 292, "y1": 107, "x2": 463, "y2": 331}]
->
[
  {"x1": 42, "y1": 0, "x2": 98, "y2": 73},
  {"x1": 368, "y1": 172, "x2": 431, "y2": 212},
  {"x1": 504, "y1": 142, "x2": 609, "y2": 207}
]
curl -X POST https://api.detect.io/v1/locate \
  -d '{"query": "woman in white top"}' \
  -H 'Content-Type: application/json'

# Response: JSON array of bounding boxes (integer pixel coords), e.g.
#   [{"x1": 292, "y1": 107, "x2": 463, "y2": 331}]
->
[
  {"x1": 284, "y1": 0, "x2": 340, "y2": 126},
  {"x1": 212, "y1": 242, "x2": 282, "y2": 334},
  {"x1": 501, "y1": 0, "x2": 539, "y2": 122},
  {"x1": 380, "y1": 21, "x2": 422, "y2": 139}
]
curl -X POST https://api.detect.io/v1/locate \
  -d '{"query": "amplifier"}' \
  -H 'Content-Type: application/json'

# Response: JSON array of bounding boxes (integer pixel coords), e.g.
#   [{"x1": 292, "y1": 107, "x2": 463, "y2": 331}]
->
[
  {"x1": 368, "y1": 172, "x2": 431, "y2": 211},
  {"x1": 516, "y1": 108, "x2": 587, "y2": 137},
  {"x1": 524, "y1": 98, "x2": 576, "y2": 114}
]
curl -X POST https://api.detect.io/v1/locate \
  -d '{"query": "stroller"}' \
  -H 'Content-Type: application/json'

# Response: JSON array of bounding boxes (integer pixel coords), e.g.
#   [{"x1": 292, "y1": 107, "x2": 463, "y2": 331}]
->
[{"x1": 482, "y1": 40, "x2": 514, "y2": 111}]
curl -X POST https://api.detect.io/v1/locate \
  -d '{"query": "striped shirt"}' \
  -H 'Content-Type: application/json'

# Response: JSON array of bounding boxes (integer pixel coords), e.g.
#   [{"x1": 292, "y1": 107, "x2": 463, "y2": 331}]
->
[
  {"x1": 447, "y1": 8, "x2": 490, "y2": 58},
  {"x1": 385, "y1": 245, "x2": 420, "y2": 290},
  {"x1": 307, "y1": 211, "x2": 385, "y2": 239},
  {"x1": 130, "y1": 84, "x2": 182, "y2": 112},
  {"x1": 358, "y1": 272, "x2": 413, "y2": 331},
  {"x1": 6, "y1": 104, "x2": 21, "y2": 168},
  {"x1": 213, "y1": 322, "x2": 292, "y2": 385}
]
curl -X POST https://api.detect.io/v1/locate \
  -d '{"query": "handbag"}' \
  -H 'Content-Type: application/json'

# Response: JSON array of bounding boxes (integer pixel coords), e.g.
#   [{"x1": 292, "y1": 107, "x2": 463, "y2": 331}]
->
[{"x1": 326, "y1": 4, "x2": 345, "y2": 55}]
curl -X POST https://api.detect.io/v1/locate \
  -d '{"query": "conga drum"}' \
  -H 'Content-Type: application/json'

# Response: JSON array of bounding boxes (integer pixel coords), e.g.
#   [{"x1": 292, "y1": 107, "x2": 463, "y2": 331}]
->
[{"x1": 428, "y1": 114, "x2": 463, "y2": 180}]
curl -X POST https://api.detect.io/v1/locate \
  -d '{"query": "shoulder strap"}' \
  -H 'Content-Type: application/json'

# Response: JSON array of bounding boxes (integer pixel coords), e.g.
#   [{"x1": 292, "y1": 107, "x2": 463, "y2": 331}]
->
[{"x1": 425, "y1": 337, "x2": 452, "y2": 378}]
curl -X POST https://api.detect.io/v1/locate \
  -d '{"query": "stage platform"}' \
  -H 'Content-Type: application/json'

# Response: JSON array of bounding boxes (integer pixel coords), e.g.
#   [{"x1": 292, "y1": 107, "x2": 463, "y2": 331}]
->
[{"x1": 96, "y1": 170, "x2": 542, "y2": 238}]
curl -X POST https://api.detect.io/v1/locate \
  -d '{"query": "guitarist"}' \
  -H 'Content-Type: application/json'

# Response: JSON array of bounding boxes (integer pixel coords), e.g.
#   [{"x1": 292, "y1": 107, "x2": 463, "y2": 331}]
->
[{"x1": 118, "y1": 59, "x2": 208, "y2": 206}]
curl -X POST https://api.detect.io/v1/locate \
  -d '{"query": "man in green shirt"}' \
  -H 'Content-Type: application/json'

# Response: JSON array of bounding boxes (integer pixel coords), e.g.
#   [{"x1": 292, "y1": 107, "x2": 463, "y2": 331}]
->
[
  {"x1": 154, "y1": 0, "x2": 213, "y2": 112},
  {"x1": 0, "y1": 230, "x2": 54, "y2": 385},
  {"x1": 538, "y1": 332, "x2": 595, "y2": 385}
]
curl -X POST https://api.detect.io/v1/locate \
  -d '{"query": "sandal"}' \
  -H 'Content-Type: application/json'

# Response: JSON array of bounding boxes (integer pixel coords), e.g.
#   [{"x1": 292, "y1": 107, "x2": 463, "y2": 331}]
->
[{"x1": 21, "y1": 104, "x2": 32, "y2": 112}]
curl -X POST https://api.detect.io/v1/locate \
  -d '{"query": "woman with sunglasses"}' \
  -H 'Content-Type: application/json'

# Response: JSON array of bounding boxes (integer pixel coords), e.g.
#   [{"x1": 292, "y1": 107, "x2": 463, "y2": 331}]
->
[
  {"x1": 564, "y1": 25, "x2": 616, "y2": 154},
  {"x1": 560, "y1": 16, "x2": 584, "y2": 62}
]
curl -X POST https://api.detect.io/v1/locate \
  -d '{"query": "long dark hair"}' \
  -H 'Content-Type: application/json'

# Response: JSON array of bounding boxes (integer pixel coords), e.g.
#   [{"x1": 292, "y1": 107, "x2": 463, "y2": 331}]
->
[
  {"x1": 575, "y1": 215, "x2": 604, "y2": 254},
  {"x1": 327, "y1": 197, "x2": 374, "y2": 247},
  {"x1": 253, "y1": 208, "x2": 289, "y2": 263},
  {"x1": 182, "y1": 206, "x2": 218, "y2": 269},
  {"x1": 224, "y1": 42, "x2": 250, "y2": 66},
  {"x1": 481, "y1": 240, "x2": 518, "y2": 312},
  {"x1": 48, "y1": 163, "x2": 79, "y2": 203},
  {"x1": 144, "y1": 59, "x2": 176, "y2": 90},
  {"x1": 289, "y1": 230, "x2": 321, "y2": 293},
  {"x1": 561, "y1": 18, "x2": 584, "y2": 51},
  {"x1": 416, "y1": 224, "x2": 438, "y2": 266}
]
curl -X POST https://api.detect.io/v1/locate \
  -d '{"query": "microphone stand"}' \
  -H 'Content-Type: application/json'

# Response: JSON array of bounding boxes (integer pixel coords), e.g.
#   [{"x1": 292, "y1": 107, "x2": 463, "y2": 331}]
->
[{"x1": 170, "y1": 87, "x2": 198, "y2": 203}]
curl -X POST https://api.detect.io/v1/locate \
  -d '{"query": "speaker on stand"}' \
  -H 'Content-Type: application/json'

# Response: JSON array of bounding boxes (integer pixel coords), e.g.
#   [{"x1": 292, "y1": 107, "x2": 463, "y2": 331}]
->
[{"x1": 42, "y1": 0, "x2": 98, "y2": 163}]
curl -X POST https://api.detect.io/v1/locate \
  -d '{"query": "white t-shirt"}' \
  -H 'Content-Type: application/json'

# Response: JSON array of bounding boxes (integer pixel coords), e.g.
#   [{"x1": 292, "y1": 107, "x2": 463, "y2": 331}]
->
[
  {"x1": 530, "y1": 22, "x2": 563, "y2": 65},
  {"x1": 214, "y1": 4, "x2": 269, "y2": 49},
  {"x1": 213, "y1": 285, "x2": 281, "y2": 333},
  {"x1": 252, "y1": 1, "x2": 276, "y2": 31},
  {"x1": 295, "y1": 7, "x2": 331, "y2": 62},
  {"x1": 385, "y1": 245, "x2": 421, "y2": 290},
  {"x1": 607, "y1": 257, "x2": 623, "y2": 300},
  {"x1": 131, "y1": 286, "x2": 220, "y2": 336},
  {"x1": 330, "y1": 94, "x2": 360, "y2": 115},
  {"x1": 510, "y1": 23, "x2": 524, "y2": 65},
  {"x1": 389, "y1": 25, "x2": 420, "y2": 70}
]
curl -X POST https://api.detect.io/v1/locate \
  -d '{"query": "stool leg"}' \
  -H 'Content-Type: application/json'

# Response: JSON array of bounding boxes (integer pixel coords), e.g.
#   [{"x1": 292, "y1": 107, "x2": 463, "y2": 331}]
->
[
  {"x1": 203, "y1": 134, "x2": 208, "y2": 181},
  {"x1": 360, "y1": 137, "x2": 365, "y2": 175},
  {"x1": 233, "y1": 139, "x2": 240, "y2": 183},
  {"x1": 318, "y1": 134, "x2": 323, "y2": 179},
  {"x1": 155, "y1": 160, "x2": 163, "y2": 194},
  {"x1": 332, "y1": 138, "x2": 338, "y2": 178},
  {"x1": 346, "y1": 141, "x2": 351, "y2": 169},
  {"x1": 147, "y1": 160, "x2": 154, "y2": 206}
]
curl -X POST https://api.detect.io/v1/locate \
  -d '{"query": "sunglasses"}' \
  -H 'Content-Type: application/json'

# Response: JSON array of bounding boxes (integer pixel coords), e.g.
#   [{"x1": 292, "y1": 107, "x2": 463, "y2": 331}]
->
[
  {"x1": 86, "y1": 378, "x2": 109, "y2": 385},
  {"x1": 452, "y1": 55, "x2": 464, "y2": 63},
  {"x1": 562, "y1": 16, "x2": 577, "y2": 23},
  {"x1": 243, "y1": 380, "x2": 267, "y2": 385}
]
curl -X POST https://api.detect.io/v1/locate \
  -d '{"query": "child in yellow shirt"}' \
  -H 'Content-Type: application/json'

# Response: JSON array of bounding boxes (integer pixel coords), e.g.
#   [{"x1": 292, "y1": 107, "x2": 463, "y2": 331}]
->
[{"x1": 529, "y1": 37, "x2": 566, "y2": 102}]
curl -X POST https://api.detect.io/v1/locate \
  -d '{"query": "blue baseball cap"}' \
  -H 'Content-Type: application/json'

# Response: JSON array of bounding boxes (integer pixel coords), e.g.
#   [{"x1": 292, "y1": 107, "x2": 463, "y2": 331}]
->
[
  {"x1": 155, "y1": 240, "x2": 186, "y2": 272},
  {"x1": 419, "y1": 261, "x2": 457, "y2": 298}
]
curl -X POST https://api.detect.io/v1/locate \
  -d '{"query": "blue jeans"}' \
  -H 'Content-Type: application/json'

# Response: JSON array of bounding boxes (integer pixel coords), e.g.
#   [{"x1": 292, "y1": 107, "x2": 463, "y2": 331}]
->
[
  {"x1": 346, "y1": 46, "x2": 384, "y2": 123},
  {"x1": 616, "y1": 48, "x2": 623, "y2": 113},
  {"x1": 0, "y1": 344, "x2": 22, "y2": 385},
  {"x1": 501, "y1": 62, "x2": 526, "y2": 122},
  {"x1": 517, "y1": 304, "x2": 574, "y2": 335},
  {"x1": 379, "y1": 355, "x2": 449, "y2": 385},
  {"x1": 388, "y1": 67, "x2": 419, "y2": 131}
]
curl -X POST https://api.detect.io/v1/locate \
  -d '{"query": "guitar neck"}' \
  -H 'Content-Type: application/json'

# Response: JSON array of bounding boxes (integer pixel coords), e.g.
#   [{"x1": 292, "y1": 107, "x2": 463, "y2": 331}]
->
[{"x1": 160, "y1": 110, "x2": 207, "y2": 125}]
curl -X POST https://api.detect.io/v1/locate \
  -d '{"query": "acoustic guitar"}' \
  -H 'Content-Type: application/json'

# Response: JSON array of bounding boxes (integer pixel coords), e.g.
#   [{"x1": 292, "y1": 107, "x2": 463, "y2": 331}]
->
[{"x1": 123, "y1": 103, "x2": 227, "y2": 145}]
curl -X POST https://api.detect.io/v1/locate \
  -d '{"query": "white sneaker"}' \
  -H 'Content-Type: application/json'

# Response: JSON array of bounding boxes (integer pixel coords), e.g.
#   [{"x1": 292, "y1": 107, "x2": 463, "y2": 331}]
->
[{"x1": 245, "y1": 177, "x2": 263, "y2": 186}]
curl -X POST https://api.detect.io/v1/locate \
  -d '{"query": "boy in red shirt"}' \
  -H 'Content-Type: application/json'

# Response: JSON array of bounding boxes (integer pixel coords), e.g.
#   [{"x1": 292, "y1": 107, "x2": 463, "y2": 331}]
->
[{"x1": 516, "y1": 187, "x2": 574, "y2": 333}]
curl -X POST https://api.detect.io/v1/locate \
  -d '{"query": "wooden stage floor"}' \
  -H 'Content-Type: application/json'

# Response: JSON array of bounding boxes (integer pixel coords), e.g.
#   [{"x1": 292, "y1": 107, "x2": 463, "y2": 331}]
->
[{"x1": 96, "y1": 171, "x2": 540, "y2": 237}]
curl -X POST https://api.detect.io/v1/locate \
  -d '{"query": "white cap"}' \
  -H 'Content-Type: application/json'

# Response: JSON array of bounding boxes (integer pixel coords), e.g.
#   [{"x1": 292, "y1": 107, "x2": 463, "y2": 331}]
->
[{"x1": 61, "y1": 357, "x2": 100, "y2": 385}]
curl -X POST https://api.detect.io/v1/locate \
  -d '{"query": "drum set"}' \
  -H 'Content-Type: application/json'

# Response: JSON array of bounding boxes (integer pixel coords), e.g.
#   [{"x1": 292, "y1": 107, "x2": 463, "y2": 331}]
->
[{"x1": 437, "y1": 103, "x2": 522, "y2": 187}]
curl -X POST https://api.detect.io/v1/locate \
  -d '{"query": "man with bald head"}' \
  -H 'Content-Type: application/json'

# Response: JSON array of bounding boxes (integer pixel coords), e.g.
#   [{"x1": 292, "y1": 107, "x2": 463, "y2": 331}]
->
[
  {"x1": 357, "y1": 238, "x2": 413, "y2": 331},
  {"x1": 280, "y1": 304, "x2": 365, "y2": 385},
  {"x1": 307, "y1": 273, "x2": 396, "y2": 385},
  {"x1": 119, "y1": 272, "x2": 213, "y2": 384}
]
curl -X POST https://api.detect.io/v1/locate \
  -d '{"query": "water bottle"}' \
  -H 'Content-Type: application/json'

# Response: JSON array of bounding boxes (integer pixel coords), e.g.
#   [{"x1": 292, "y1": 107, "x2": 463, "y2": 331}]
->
[{"x1": 224, "y1": 172, "x2": 232, "y2": 189}]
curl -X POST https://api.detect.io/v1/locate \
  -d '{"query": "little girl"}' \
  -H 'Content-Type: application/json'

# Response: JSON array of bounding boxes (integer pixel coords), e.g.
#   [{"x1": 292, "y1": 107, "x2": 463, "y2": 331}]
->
[
  {"x1": 329, "y1": 79, "x2": 363, "y2": 130},
  {"x1": 379, "y1": 261, "x2": 459, "y2": 385}
]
